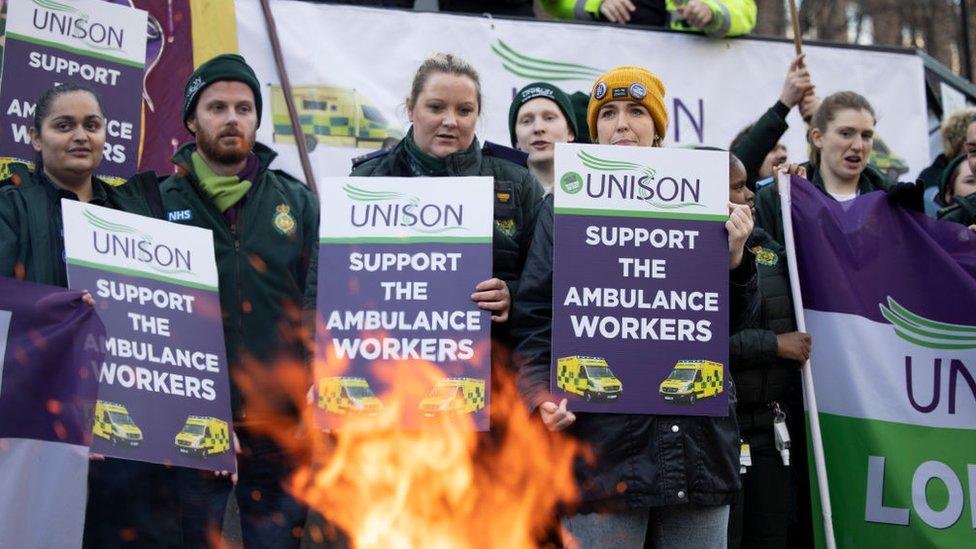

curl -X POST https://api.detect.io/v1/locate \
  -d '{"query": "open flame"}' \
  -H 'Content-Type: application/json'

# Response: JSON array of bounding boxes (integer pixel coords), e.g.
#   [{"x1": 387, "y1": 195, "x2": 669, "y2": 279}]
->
[{"x1": 239, "y1": 341, "x2": 580, "y2": 548}]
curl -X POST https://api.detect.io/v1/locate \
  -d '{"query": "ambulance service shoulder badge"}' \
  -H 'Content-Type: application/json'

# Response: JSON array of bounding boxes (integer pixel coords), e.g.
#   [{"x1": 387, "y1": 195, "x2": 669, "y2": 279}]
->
[
  {"x1": 273, "y1": 204, "x2": 297, "y2": 235},
  {"x1": 752, "y1": 246, "x2": 778, "y2": 266}
]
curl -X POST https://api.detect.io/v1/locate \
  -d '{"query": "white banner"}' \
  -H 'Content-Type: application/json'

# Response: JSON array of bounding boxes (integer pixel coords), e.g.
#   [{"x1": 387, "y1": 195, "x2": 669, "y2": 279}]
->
[{"x1": 235, "y1": 0, "x2": 928, "y2": 182}]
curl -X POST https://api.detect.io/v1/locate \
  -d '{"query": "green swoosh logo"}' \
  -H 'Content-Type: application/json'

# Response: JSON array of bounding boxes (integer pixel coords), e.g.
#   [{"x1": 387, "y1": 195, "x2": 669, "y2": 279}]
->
[
  {"x1": 491, "y1": 39, "x2": 604, "y2": 82},
  {"x1": 879, "y1": 297, "x2": 976, "y2": 350}
]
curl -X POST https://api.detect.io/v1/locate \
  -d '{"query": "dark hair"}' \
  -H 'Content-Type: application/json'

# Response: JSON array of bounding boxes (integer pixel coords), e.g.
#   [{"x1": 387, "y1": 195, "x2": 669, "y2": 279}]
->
[
  {"x1": 809, "y1": 91, "x2": 875, "y2": 166},
  {"x1": 729, "y1": 125, "x2": 753, "y2": 153},
  {"x1": 407, "y1": 52, "x2": 481, "y2": 114},
  {"x1": 32, "y1": 83, "x2": 105, "y2": 134},
  {"x1": 693, "y1": 145, "x2": 744, "y2": 174}
]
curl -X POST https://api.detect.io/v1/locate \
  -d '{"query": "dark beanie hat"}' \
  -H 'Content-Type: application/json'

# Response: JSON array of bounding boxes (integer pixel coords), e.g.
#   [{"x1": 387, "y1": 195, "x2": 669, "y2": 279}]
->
[
  {"x1": 569, "y1": 91, "x2": 592, "y2": 144},
  {"x1": 508, "y1": 82, "x2": 578, "y2": 147},
  {"x1": 937, "y1": 154, "x2": 968, "y2": 208},
  {"x1": 183, "y1": 54, "x2": 262, "y2": 132}
]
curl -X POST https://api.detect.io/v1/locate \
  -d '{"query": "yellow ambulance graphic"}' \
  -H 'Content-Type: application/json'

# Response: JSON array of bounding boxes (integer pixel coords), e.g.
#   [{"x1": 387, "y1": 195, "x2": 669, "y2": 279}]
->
[
  {"x1": 659, "y1": 360, "x2": 724, "y2": 404},
  {"x1": 92, "y1": 400, "x2": 143, "y2": 447},
  {"x1": 419, "y1": 377, "x2": 486, "y2": 417},
  {"x1": 317, "y1": 376, "x2": 383, "y2": 416},
  {"x1": 556, "y1": 356, "x2": 623, "y2": 402},
  {"x1": 174, "y1": 416, "x2": 230, "y2": 458},
  {"x1": 270, "y1": 85, "x2": 404, "y2": 151}
]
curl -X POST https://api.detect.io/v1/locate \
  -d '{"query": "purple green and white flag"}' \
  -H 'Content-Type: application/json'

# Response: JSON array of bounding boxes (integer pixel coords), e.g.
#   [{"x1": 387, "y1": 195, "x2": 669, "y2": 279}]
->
[
  {"x1": 785, "y1": 175, "x2": 976, "y2": 548},
  {"x1": 0, "y1": 278, "x2": 104, "y2": 547}
]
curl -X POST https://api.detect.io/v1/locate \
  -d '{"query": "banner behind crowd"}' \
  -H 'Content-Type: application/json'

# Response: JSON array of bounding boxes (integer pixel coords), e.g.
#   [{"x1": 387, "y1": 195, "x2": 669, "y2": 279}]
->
[
  {"x1": 233, "y1": 0, "x2": 928, "y2": 181},
  {"x1": 786, "y1": 176, "x2": 976, "y2": 548}
]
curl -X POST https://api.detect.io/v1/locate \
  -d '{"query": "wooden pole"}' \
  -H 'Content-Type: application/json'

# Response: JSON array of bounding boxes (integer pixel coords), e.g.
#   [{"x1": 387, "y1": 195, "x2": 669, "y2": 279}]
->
[
  {"x1": 259, "y1": 0, "x2": 318, "y2": 194},
  {"x1": 788, "y1": 0, "x2": 803, "y2": 58}
]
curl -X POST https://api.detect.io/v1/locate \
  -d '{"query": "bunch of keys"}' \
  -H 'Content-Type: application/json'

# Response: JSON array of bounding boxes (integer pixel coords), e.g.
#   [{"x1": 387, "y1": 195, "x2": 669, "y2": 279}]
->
[{"x1": 772, "y1": 401, "x2": 791, "y2": 466}]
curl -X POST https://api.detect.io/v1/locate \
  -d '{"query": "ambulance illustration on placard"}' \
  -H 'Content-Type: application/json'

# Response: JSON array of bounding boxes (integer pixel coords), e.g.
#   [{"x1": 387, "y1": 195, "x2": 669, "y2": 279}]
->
[
  {"x1": 419, "y1": 377, "x2": 486, "y2": 417},
  {"x1": 92, "y1": 400, "x2": 143, "y2": 447},
  {"x1": 659, "y1": 360, "x2": 724, "y2": 404},
  {"x1": 556, "y1": 356, "x2": 623, "y2": 402},
  {"x1": 174, "y1": 416, "x2": 230, "y2": 458},
  {"x1": 269, "y1": 85, "x2": 404, "y2": 151},
  {"x1": 317, "y1": 376, "x2": 383, "y2": 416}
]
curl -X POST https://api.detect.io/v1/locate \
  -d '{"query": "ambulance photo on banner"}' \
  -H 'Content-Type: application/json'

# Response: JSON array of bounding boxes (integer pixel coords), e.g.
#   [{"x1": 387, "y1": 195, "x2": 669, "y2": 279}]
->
[
  {"x1": 62, "y1": 201, "x2": 235, "y2": 472},
  {"x1": 552, "y1": 144, "x2": 730, "y2": 415},
  {"x1": 314, "y1": 177, "x2": 494, "y2": 430}
]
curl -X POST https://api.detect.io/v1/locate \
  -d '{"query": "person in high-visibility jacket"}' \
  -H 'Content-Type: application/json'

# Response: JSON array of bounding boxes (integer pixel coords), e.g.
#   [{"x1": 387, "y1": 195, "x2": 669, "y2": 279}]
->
[{"x1": 539, "y1": 0, "x2": 756, "y2": 38}]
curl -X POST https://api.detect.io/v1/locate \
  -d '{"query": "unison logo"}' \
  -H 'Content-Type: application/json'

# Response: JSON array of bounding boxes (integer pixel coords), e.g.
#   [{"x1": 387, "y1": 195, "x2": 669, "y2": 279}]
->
[
  {"x1": 85, "y1": 210, "x2": 193, "y2": 275},
  {"x1": 561, "y1": 150, "x2": 703, "y2": 209},
  {"x1": 343, "y1": 184, "x2": 467, "y2": 234},
  {"x1": 880, "y1": 297, "x2": 976, "y2": 350},
  {"x1": 31, "y1": 0, "x2": 126, "y2": 52}
]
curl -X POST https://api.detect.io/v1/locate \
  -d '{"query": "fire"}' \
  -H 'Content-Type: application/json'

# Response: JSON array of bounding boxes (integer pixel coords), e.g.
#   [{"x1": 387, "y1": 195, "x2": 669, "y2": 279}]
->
[{"x1": 240, "y1": 341, "x2": 581, "y2": 548}]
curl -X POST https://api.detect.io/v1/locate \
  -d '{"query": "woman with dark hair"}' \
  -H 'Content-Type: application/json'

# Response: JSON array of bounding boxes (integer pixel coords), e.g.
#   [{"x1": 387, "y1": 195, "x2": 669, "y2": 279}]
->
[
  {"x1": 0, "y1": 83, "x2": 172, "y2": 547},
  {"x1": 0, "y1": 83, "x2": 162, "y2": 283}
]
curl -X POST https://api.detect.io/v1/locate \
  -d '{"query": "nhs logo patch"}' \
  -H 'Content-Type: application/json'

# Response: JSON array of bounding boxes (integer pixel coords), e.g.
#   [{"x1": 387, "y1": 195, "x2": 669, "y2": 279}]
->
[{"x1": 167, "y1": 209, "x2": 193, "y2": 222}]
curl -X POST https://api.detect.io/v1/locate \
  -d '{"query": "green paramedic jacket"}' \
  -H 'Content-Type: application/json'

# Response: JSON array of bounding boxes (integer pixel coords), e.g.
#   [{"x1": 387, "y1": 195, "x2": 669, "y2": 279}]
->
[
  {"x1": 159, "y1": 142, "x2": 318, "y2": 418},
  {"x1": 540, "y1": 0, "x2": 757, "y2": 37},
  {"x1": 0, "y1": 163, "x2": 163, "y2": 287}
]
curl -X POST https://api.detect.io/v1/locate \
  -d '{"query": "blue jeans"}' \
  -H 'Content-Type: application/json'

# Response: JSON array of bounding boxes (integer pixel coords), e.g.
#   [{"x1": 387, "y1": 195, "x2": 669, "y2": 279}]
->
[
  {"x1": 178, "y1": 427, "x2": 306, "y2": 548},
  {"x1": 562, "y1": 504, "x2": 730, "y2": 549}
]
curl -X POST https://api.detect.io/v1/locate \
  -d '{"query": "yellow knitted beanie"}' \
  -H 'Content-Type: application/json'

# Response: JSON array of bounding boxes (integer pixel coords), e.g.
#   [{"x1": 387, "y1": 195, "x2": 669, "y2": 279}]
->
[{"x1": 587, "y1": 66, "x2": 667, "y2": 144}]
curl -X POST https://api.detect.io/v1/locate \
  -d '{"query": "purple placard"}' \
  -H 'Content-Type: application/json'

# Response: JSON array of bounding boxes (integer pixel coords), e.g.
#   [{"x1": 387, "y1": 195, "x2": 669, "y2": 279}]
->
[
  {"x1": 67, "y1": 264, "x2": 235, "y2": 471},
  {"x1": 551, "y1": 213, "x2": 730, "y2": 415},
  {"x1": 0, "y1": 31, "x2": 143, "y2": 179},
  {"x1": 314, "y1": 242, "x2": 493, "y2": 430}
]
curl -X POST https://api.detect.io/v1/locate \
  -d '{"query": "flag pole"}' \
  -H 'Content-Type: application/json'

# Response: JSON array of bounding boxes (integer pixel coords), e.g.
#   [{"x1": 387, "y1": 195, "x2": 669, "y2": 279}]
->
[
  {"x1": 789, "y1": 0, "x2": 803, "y2": 57},
  {"x1": 778, "y1": 174, "x2": 837, "y2": 549}
]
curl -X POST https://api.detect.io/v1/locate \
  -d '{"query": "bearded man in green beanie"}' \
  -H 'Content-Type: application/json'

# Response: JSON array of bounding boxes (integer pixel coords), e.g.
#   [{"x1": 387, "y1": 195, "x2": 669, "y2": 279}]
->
[
  {"x1": 161, "y1": 53, "x2": 316, "y2": 548},
  {"x1": 509, "y1": 82, "x2": 577, "y2": 194}
]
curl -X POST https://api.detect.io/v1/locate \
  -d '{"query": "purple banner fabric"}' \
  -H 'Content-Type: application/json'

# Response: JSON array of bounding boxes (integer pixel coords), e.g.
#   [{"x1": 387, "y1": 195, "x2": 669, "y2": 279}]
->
[
  {"x1": 0, "y1": 278, "x2": 103, "y2": 446},
  {"x1": 0, "y1": 36, "x2": 143, "y2": 179},
  {"x1": 788, "y1": 175, "x2": 976, "y2": 323},
  {"x1": 552, "y1": 213, "x2": 730, "y2": 416},
  {"x1": 67, "y1": 264, "x2": 235, "y2": 471},
  {"x1": 315, "y1": 242, "x2": 493, "y2": 430}
]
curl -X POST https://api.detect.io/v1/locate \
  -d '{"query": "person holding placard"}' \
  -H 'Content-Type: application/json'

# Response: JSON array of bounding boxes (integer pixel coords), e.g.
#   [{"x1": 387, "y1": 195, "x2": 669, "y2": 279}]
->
[
  {"x1": 508, "y1": 82, "x2": 578, "y2": 195},
  {"x1": 159, "y1": 54, "x2": 317, "y2": 548},
  {"x1": 351, "y1": 52, "x2": 543, "y2": 348},
  {"x1": 512, "y1": 66, "x2": 758, "y2": 548},
  {"x1": 0, "y1": 83, "x2": 178, "y2": 546}
]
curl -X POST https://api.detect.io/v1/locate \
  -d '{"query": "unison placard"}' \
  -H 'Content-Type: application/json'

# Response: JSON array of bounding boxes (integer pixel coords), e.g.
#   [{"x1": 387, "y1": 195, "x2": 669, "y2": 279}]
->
[
  {"x1": 0, "y1": 0, "x2": 147, "y2": 181},
  {"x1": 552, "y1": 144, "x2": 730, "y2": 416},
  {"x1": 315, "y1": 177, "x2": 494, "y2": 430},
  {"x1": 62, "y1": 200, "x2": 234, "y2": 471}
]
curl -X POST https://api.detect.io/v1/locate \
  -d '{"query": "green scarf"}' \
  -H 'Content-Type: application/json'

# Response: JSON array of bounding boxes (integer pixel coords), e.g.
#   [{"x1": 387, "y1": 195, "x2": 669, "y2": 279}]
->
[
  {"x1": 403, "y1": 129, "x2": 448, "y2": 176},
  {"x1": 191, "y1": 152, "x2": 252, "y2": 212}
]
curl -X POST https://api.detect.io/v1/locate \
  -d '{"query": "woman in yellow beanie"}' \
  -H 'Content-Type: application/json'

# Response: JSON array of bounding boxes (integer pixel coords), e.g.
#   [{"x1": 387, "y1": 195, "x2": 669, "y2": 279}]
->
[
  {"x1": 512, "y1": 65, "x2": 758, "y2": 548},
  {"x1": 585, "y1": 65, "x2": 667, "y2": 147}
]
